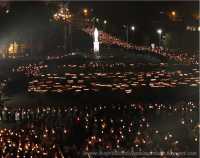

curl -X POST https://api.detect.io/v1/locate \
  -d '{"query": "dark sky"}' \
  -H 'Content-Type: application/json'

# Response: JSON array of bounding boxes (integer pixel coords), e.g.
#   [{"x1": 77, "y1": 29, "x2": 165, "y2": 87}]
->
[
  {"x1": 69, "y1": 1, "x2": 199, "y2": 45},
  {"x1": 69, "y1": 1, "x2": 199, "y2": 28}
]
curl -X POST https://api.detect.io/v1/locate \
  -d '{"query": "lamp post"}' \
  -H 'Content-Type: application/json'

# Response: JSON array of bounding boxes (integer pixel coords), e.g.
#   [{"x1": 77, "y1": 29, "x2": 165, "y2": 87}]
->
[
  {"x1": 157, "y1": 29, "x2": 162, "y2": 49},
  {"x1": 131, "y1": 26, "x2": 134, "y2": 47},
  {"x1": 172, "y1": 11, "x2": 175, "y2": 21},
  {"x1": 84, "y1": 9, "x2": 87, "y2": 23},
  {"x1": 103, "y1": 20, "x2": 107, "y2": 49},
  {"x1": 91, "y1": 17, "x2": 95, "y2": 30},
  {"x1": 96, "y1": 18, "x2": 99, "y2": 29}
]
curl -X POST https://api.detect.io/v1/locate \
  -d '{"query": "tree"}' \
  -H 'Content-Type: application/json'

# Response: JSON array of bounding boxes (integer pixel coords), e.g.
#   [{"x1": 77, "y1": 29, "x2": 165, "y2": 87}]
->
[
  {"x1": 162, "y1": 31, "x2": 179, "y2": 49},
  {"x1": 143, "y1": 33, "x2": 150, "y2": 47}
]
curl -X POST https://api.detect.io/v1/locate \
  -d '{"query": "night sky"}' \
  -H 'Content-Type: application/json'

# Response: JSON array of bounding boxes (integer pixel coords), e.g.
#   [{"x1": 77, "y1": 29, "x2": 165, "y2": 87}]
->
[
  {"x1": 0, "y1": 1, "x2": 198, "y2": 49},
  {"x1": 69, "y1": 1, "x2": 199, "y2": 45},
  {"x1": 69, "y1": 1, "x2": 199, "y2": 29}
]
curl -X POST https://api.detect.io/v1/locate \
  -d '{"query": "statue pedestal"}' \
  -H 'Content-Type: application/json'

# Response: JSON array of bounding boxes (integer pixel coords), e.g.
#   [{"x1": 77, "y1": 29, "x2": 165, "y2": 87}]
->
[{"x1": 93, "y1": 42, "x2": 99, "y2": 54}]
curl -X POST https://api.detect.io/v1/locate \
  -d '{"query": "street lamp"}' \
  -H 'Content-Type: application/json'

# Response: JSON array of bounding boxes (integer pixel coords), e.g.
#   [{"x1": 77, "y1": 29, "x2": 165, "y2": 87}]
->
[
  {"x1": 172, "y1": 11, "x2": 175, "y2": 21},
  {"x1": 103, "y1": 20, "x2": 107, "y2": 49},
  {"x1": 131, "y1": 26, "x2": 135, "y2": 46},
  {"x1": 91, "y1": 17, "x2": 95, "y2": 30},
  {"x1": 96, "y1": 18, "x2": 99, "y2": 29},
  {"x1": 157, "y1": 29, "x2": 162, "y2": 49},
  {"x1": 84, "y1": 9, "x2": 87, "y2": 22}
]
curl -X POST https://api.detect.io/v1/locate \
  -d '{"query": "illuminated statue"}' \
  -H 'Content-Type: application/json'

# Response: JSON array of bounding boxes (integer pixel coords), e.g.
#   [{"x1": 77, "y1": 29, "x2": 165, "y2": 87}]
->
[
  {"x1": 94, "y1": 28, "x2": 98, "y2": 42},
  {"x1": 93, "y1": 28, "x2": 99, "y2": 54}
]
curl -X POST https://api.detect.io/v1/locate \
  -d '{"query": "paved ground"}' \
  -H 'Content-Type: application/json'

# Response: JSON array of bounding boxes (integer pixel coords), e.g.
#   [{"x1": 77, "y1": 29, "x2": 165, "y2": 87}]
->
[{"x1": 0, "y1": 90, "x2": 78, "y2": 110}]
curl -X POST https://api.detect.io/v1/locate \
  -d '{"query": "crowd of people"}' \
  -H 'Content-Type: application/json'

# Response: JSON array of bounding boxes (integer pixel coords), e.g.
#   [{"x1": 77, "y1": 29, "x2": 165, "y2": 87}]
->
[
  {"x1": 12, "y1": 61, "x2": 199, "y2": 97},
  {"x1": 0, "y1": 100, "x2": 198, "y2": 158},
  {"x1": 0, "y1": 47, "x2": 197, "y2": 158},
  {"x1": 82, "y1": 27, "x2": 199, "y2": 65}
]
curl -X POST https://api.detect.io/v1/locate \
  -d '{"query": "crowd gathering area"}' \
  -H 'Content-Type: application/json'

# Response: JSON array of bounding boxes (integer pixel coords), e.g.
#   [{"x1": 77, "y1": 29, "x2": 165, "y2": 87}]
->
[
  {"x1": 82, "y1": 28, "x2": 199, "y2": 64},
  {"x1": 0, "y1": 42, "x2": 199, "y2": 158}
]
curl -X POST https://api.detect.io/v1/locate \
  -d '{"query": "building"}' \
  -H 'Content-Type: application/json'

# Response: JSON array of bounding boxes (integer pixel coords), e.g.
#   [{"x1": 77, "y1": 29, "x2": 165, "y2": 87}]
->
[{"x1": 53, "y1": 2, "x2": 74, "y2": 23}]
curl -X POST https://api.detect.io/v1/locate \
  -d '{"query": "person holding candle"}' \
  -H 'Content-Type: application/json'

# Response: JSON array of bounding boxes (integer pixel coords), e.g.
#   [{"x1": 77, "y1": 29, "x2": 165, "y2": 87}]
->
[{"x1": 15, "y1": 110, "x2": 20, "y2": 123}]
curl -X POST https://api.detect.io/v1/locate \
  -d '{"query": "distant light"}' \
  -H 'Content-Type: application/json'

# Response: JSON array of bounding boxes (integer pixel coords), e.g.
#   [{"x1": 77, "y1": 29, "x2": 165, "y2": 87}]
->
[
  {"x1": 6, "y1": 10, "x2": 9, "y2": 13},
  {"x1": 157, "y1": 29, "x2": 162, "y2": 34},
  {"x1": 172, "y1": 11, "x2": 175, "y2": 15},
  {"x1": 91, "y1": 9, "x2": 93, "y2": 11},
  {"x1": 131, "y1": 26, "x2": 135, "y2": 30},
  {"x1": 160, "y1": 12, "x2": 163, "y2": 14},
  {"x1": 198, "y1": 27, "x2": 200, "y2": 31},
  {"x1": 104, "y1": 20, "x2": 107, "y2": 25}
]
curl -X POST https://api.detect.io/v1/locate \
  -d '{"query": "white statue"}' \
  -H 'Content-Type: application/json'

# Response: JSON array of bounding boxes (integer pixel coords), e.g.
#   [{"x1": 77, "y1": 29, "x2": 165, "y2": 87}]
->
[
  {"x1": 93, "y1": 28, "x2": 99, "y2": 54},
  {"x1": 94, "y1": 28, "x2": 98, "y2": 42}
]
